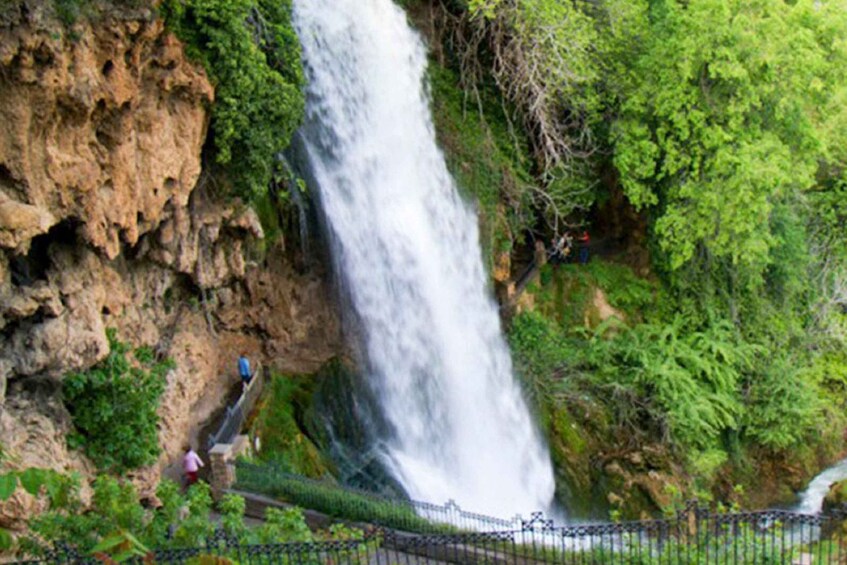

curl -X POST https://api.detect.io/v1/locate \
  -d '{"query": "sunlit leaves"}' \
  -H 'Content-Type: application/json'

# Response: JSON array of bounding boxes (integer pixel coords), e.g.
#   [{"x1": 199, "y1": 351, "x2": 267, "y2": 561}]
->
[{"x1": 614, "y1": 0, "x2": 847, "y2": 275}]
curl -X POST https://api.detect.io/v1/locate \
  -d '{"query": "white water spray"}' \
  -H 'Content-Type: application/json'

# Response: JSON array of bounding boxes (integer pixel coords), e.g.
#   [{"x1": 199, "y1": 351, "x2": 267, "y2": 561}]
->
[{"x1": 293, "y1": 0, "x2": 556, "y2": 519}]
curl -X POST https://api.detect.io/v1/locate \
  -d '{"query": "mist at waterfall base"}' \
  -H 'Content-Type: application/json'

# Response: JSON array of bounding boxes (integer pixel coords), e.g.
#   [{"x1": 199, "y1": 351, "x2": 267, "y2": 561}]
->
[{"x1": 291, "y1": 0, "x2": 557, "y2": 520}]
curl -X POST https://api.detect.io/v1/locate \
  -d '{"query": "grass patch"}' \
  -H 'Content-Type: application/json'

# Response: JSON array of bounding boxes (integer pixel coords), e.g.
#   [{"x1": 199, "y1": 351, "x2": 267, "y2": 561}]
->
[
  {"x1": 527, "y1": 259, "x2": 656, "y2": 331},
  {"x1": 235, "y1": 462, "x2": 457, "y2": 534}
]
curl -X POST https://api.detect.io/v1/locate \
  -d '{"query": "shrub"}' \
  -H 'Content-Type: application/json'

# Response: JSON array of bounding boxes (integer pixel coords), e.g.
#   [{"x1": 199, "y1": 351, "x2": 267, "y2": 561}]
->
[{"x1": 63, "y1": 329, "x2": 173, "y2": 473}]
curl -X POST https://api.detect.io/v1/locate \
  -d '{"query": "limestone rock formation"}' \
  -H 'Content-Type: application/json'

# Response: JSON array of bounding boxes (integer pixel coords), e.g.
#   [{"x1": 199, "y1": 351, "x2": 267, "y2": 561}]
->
[
  {"x1": 0, "y1": 7, "x2": 343, "y2": 531},
  {"x1": 0, "y1": 14, "x2": 213, "y2": 259},
  {"x1": 0, "y1": 6, "x2": 213, "y2": 389}
]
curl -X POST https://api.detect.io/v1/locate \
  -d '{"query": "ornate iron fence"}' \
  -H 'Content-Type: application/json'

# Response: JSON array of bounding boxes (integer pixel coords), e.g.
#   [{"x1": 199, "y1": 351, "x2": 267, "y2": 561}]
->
[
  {"x1": 13, "y1": 505, "x2": 847, "y2": 563},
  {"x1": 13, "y1": 527, "x2": 380, "y2": 564}
]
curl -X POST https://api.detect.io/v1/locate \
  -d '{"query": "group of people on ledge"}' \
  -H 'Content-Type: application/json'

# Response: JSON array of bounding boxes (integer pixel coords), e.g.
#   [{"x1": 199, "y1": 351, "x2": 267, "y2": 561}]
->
[{"x1": 550, "y1": 229, "x2": 590, "y2": 265}]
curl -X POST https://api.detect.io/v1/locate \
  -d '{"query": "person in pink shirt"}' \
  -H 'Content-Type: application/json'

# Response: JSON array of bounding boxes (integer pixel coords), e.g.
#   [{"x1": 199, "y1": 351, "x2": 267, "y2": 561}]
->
[{"x1": 183, "y1": 445, "x2": 204, "y2": 486}]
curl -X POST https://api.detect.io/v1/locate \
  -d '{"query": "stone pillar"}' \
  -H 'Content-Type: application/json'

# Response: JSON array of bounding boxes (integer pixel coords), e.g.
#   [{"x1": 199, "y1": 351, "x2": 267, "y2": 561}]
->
[{"x1": 209, "y1": 434, "x2": 249, "y2": 500}]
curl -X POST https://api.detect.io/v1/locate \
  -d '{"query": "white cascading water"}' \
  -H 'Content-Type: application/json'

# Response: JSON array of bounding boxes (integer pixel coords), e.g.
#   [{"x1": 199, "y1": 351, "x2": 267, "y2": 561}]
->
[
  {"x1": 795, "y1": 458, "x2": 847, "y2": 514},
  {"x1": 293, "y1": 0, "x2": 556, "y2": 519}
]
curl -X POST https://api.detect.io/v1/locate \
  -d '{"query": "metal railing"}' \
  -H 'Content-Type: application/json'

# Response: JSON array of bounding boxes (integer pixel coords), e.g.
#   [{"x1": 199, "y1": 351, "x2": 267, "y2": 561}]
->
[
  {"x1": 207, "y1": 365, "x2": 265, "y2": 450},
  {"x1": 16, "y1": 504, "x2": 847, "y2": 563}
]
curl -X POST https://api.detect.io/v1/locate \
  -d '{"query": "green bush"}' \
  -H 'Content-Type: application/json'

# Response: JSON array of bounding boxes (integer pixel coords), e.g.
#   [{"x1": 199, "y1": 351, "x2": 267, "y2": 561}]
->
[
  {"x1": 743, "y1": 359, "x2": 822, "y2": 451},
  {"x1": 18, "y1": 475, "x2": 329, "y2": 558},
  {"x1": 508, "y1": 310, "x2": 570, "y2": 378},
  {"x1": 63, "y1": 329, "x2": 173, "y2": 473},
  {"x1": 588, "y1": 318, "x2": 758, "y2": 450},
  {"x1": 53, "y1": 0, "x2": 85, "y2": 25},
  {"x1": 161, "y1": 0, "x2": 305, "y2": 202}
]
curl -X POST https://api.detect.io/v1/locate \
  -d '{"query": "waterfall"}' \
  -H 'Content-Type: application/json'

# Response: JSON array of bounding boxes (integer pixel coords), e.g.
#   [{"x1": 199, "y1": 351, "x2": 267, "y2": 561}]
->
[{"x1": 292, "y1": 0, "x2": 556, "y2": 519}]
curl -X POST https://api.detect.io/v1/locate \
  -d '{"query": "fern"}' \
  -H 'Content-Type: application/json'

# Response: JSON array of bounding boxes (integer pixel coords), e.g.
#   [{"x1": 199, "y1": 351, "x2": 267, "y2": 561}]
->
[{"x1": 591, "y1": 317, "x2": 751, "y2": 449}]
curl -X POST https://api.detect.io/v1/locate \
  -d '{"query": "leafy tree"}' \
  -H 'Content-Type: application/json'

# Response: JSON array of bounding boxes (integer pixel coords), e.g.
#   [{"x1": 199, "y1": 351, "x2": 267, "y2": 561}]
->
[
  {"x1": 459, "y1": 0, "x2": 647, "y2": 230},
  {"x1": 63, "y1": 330, "x2": 173, "y2": 473},
  {"x1": 614, "y1": 0, "x2": 847, "y2": 278}
]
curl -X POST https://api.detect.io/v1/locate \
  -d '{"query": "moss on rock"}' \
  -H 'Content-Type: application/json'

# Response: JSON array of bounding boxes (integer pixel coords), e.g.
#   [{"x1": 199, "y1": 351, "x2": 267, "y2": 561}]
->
[{"x1": 250, "y1": 373, "x2": 329, "y2": 478}]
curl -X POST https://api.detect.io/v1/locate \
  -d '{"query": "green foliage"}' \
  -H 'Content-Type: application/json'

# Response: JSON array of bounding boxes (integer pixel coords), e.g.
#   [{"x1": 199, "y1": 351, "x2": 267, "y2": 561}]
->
[
  {"x1": 161, "y1": 0, "x2": 305, "y2": 201},
  {"x1": 687, "y1": 449, "x2": 728, "y2": 485},
  {"x1": 255, "y1": 506, "x2": 313, "y2": 544},
  {"x1": 512, "y1": 276, "x2": 826, "y2": 457},
  {"x1": 0, "y1": 460, "x2": 75, "y2": 552},
  {"x1": 742, "y1": 357, "x2": 823, "y2": 450},
  {"x1": 507, "y1": 0, "x2": 603, "y2": 120},
  {"x1": 614, "y1": 0, "x2": 847, "y2": 279},
  {"x1": 251, "y1": 373, "x2": 329, "y2": 477},
  {"x1": 16, "y1": 472, "x2": 340, "y2": 559},
  {"x1": 31, "y1": 476, "x2": 160, "y2": 556},
  {"x1": 508, "y1": 310, "x2": 571, "y2": 386},
  {"x1": 53, "y1": 0, "x2": 86, "y2": 25},
  {"x1": 588, "y1": 317, "x2": 757, "y2": 450},
  {"x1": 218, "y1": 493, "x2": 250, "y2": 541},
  {"x1": 458, "y1": 0, "x2": 648, "y2": 229},
  {"x1": 89, "y1": 530, "x2": 151, "y2": 563},
  {"x1": 524, "y1": 260, "x2": 655, "y2": 332},
  {"x1": 170, "y1": 482, "x2": 216, "y2": 548},
  {"x1": 466, "y1": 0, "x2": 606, "y2": 168},
  {"x1": 63, "y1": 329, "x2": 173, "y2": 473},
  {"x1": 809, "y1": 177, "x2": 847, "y2": 264}
]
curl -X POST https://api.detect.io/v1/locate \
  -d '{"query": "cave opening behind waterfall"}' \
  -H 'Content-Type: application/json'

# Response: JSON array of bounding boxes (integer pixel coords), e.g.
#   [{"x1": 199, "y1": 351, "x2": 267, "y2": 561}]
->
[{"x1": 508, "y1": 183, "x2": 652, "y2": 296}]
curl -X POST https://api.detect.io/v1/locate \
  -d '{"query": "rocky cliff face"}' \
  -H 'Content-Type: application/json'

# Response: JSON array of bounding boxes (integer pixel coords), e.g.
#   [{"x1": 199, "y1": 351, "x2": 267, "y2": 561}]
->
[{"x1": 0, "y1": 6, "x2": 342, "y2": 530}]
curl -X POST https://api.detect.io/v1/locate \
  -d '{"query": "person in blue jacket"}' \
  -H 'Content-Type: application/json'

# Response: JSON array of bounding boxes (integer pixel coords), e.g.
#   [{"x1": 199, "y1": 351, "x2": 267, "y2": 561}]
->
[{"x1": 238, "y1": 353, "x2": 252, "y2": 386}]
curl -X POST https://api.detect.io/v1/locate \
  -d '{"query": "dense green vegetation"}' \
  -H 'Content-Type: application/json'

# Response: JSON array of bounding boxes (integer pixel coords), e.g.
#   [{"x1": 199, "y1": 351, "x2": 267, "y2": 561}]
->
[
  {"x1": 423, "y1": 0, "x2": 847, "y2": 506},
  {"x1": 506, "y1": 262, "x2": 831, "y2": 514},
  {"x1": 1, "y1": 466, "x2": 358, "y2": 559},
  {"x1": 161, "y1": 0, "x2": 305, "y2": 202},
  {"x1": 63, "y1": 330, "x2": 173, "y2": 473}
]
